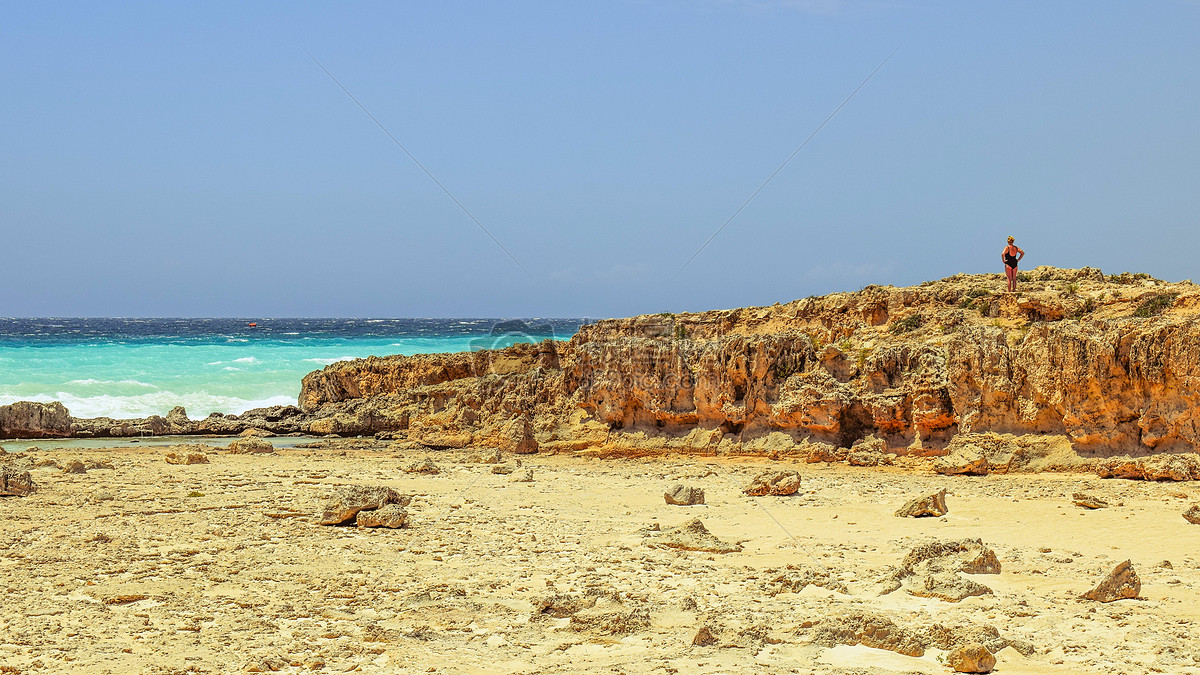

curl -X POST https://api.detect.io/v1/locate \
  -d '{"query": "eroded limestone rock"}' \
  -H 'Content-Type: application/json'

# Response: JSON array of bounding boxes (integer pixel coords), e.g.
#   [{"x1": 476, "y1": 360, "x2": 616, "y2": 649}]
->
[
  {"x1": 319, "y1": 485, "x2": 409, "y2": 525},
  {"x1": 356, "y1": 504, "x2": 407, "y2": 529},
  {"x1": 228, "y1": 438, "x2": 273, "y2": 455},
  {"x1": 657, "y1": 518, "x2": 741, "y2": 553},
  {"x1": 895, "y1": 489, "x2": 949, "y2": 517},
  {"x1": 947, "y1": 643, "x2": 996, "y2": 673},
  {"x1": 743, "y1": 470, "x2": 800, "y2": 496},
  {"x1": 1082, "y1": 560, "x2": 1140, "y2": 602},
  {"x1": 664, "y1": 484, "x2": 705, "y2": 506},
  {"x1": 0, "y1": 466, "x2": 34, "y2": 496},
  {"x1": 809, "y1": 611, "x2": 926, "y2": 657}
]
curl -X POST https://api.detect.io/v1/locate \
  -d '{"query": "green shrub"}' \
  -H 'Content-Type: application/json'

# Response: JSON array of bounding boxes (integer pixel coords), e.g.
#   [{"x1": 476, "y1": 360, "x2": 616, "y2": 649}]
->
[
  {"x1": 1132, "y1": 292, "x2": 1178, "y2": 318},
  {"x1": 890, "y1": 314, "x2": 923, "y2": 334},
  {"x1": 673, "y1": 324, "x2": 688, "y2": 340}
]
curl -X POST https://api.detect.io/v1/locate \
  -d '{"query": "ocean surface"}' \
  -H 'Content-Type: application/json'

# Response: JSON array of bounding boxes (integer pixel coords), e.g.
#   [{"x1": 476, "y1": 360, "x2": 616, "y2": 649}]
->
[{"x1": 0, "y1": 318, "x2": 582, "y2": 420}]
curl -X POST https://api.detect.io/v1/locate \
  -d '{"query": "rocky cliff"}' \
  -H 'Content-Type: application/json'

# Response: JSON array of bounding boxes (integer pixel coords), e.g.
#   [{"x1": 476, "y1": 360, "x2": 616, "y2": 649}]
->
[
  {"x1": 5, "y1": 266, "x2": 1198, "y2": 461},
  {"x1": 296, "y1": 266, "x2": 1200, "y2": 458}
]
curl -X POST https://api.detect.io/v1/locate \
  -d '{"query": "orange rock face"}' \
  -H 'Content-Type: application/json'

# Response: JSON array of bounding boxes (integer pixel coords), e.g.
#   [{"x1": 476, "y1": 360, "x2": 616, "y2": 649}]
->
[{"x1": 292, "y1": 267, "x2": 1200, "y2": 461}]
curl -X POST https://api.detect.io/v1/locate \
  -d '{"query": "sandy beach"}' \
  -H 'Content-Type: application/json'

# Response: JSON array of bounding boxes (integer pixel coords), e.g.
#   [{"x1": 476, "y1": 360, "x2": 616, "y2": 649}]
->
[{"x1": 3, "y1": 439, "x2": 1197, "y2": 674}]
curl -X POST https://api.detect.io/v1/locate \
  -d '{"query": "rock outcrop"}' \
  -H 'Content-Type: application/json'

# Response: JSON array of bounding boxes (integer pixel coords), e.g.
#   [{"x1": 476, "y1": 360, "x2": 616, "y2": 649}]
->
[
  {"x1": 12, "y1": 268, "x2": 1200, "y2": 466},
  {"x1": 0, "y1": 402, "x2": 72, "y2": 438}
]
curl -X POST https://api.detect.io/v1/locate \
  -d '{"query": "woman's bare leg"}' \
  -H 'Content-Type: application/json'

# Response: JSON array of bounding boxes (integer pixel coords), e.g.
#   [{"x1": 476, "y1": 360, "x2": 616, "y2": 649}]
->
[{"x1": 1006, "y1": 266, "x2": 1017, "y2": 292}]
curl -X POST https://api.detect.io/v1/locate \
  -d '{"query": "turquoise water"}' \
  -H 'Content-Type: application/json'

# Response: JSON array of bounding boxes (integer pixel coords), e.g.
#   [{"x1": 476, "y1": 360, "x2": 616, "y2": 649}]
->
[{"x1": 0, "y1": 318, "x2": 580, "y2": 419}]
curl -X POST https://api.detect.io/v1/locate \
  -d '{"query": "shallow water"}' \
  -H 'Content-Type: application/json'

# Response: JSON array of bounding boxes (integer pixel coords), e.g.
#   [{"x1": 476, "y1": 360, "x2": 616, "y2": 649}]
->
[{"x1": 0, "y1": 318, "x2": 582, "y2": 419}]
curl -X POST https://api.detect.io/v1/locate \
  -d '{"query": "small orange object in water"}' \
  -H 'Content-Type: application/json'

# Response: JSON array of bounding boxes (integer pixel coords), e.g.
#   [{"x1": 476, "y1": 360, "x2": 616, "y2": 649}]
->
[{"x1": 248, "y1": 322, "x2": 257, "y2": 327}]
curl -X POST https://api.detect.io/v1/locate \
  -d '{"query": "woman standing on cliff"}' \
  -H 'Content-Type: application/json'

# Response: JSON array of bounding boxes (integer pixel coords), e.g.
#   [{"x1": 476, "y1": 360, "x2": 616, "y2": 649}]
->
[{"x1": 1003, "y1": 236, "x2": 1025, "y2": 292}]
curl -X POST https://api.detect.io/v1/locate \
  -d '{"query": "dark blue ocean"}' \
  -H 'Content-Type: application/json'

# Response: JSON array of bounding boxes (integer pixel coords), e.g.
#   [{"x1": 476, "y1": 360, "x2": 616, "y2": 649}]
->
[{"x1": 0, "y1": 318, "x2": 582, "y2": 419}]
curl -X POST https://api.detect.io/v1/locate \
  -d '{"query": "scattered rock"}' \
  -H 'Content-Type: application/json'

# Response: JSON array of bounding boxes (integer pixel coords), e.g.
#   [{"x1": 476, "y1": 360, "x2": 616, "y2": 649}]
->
[
  {"x1": 1183, "y1": 505, "x2": 1200, "y2": 524},
  {"x1": 62, "y1": 459, "x2": 87, "y2": 474},
  {"x1": 319, "y1": 485, "x2": 410, "y2": 525},
  {"x1": 743, "y1": 470, "x2": 800, "y2": 496},
  {"x1": 810, "y1": 611, "x2": 926, "y2": 657},
  {"x1": 567, "y1": 594, "x2": 650, "y2": 635},
  {"x1": 895, "y1": 489, "x2": 948, "y2": 517},
  {"x1": 946, "y1": 643, "x2": 997, "y2": 673},
  {"x1": 664, "y1": 483, "x2": 705, "y2": 506},
  {"x1": 0, "y1": 466, "x2": 34, "y2": 496},
  {"x1": 468, "y1": 448, "x2": 502, "y2": 464},
  {"x1": 404, "y1": 457, "x2": 440, "y2": 474},
  {"x1": 1072, "y1": 492, "x2": 1107, "y2": 509},
  {"x1": 165, "y1": 452, "x2": 209, "y2": 465},
  {"x1": 847, "y1": 450, "x2": 893, "y2": 467},
  {"x1": 884, "y1": 538, "x2": 1000, "y2": 601},
  {"x1": 356, "y1": 504, "x2": 408, "y2": 529},
  {"x1": 761, "y1": 564, "x2": 848, "y2": 594},
  {"x1": 692, "y1": 625, "x2": 718, "y2": 646},
  {"x1": 228, "y1": 438, "x2": 274, "y2": 454},
  {"x1": 909, "y1": 572, "x2": 993, "y2": 602},
  {"x1": 491, "y1": 463, "x2": 515, "y2": 475},
  {"x1": 1081, "y1": 559, "x2": 1140, "y2": 602},
  {"x1": 512, "y1": 468, "x2": 534, "y2": 482},
  {"x1": 657, "y1": 518, "x2": 741, "y2": 553}
]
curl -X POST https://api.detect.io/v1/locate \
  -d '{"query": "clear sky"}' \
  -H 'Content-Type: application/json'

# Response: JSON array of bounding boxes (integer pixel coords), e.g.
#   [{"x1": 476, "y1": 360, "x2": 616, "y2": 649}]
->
[{"x1": 4, "y1": 1, "x2": 1198, "y2": 318}]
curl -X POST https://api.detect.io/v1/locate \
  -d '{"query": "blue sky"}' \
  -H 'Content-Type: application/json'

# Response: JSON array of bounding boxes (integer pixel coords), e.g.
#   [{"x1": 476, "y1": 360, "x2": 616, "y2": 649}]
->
[{"x1": 4, "y1": 1, "x2": 1198, "y2": 318}]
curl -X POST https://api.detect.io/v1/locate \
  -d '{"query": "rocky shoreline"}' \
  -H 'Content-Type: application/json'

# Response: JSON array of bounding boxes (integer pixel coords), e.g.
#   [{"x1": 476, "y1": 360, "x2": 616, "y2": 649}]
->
[{"x1": 6, "y1": 267, "x2": 1199, "y2": 471}]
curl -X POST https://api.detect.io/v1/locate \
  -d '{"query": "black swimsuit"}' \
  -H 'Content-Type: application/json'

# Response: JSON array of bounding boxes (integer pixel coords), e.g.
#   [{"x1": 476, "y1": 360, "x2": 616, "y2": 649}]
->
[{"x1": 1004, "y1": 250, "x2": 1019, "y2": 268}]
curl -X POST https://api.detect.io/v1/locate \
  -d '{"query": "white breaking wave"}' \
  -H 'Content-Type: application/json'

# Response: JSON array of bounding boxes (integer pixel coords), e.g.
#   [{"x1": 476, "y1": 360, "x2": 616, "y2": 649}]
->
[
  {"x1": 66, "y1": 379, "x2": 158, "y2": 388},
  {"x1": 0, "y1": 392, "x2": 297, "y2": 419},
  {"x1": 232, "y1": 357, "x2": 259, "y2": 364},
  {"x1": 302, "y1": 356, "x2": 358, "y2": 365}
]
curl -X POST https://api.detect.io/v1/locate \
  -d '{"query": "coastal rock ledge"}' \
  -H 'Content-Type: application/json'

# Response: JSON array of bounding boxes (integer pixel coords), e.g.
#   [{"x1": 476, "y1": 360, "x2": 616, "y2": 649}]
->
[{"x1": 7, "y1": 267, "x2": 1200, "y2": 465}]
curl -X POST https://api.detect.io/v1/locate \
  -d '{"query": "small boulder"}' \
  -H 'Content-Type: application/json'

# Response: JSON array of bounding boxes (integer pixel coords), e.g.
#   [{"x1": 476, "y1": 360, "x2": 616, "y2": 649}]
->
[
  {"x1": 946, "y1": 643, "x2": 996, "y2": 673},
  {"x1": 228, "y1": 438, "x2": 273, "y2": 454},
  {"x1": 0, "y1": 466, "x2": 34, "y2": 496},
  {"x1": 62, "y1": 459, "x2": 87, "y2": 474},
  {"x1": 404, "y1": 457, "x2": 440, "y2": 475},
  {"x1": 501, "y1": 416, "x2": 539, "y2": 455},
  {"x1": 658, "y1": 518, "x2": 742, "y2": 553},
  {"x1": 512, "y1": 468, "x2": 534, "y2": 483},
  {"x1": 692, "y1": 625, "x2": 718, "y2": 647},
  {"x1": 743, "y1": 470, "x2": 800, "y2": 496},
  {"x1": 1081, "y1": 559, "x2": 1140, "y2": 602},
  {"x1": 1072, "y1": 492, "x2": 1107, "y2": 509},
  {"x1": 934, "y1": 445, "x2": 989, "y2": 476},
  {"x1": 1183, "y1": 505, "x2": 1200, "y2": 525},
  {"x1": 356, "y1": 504, "x2": 408, "y2": 529},
  {"x1": 491, "y1": 463, "x2": 515, "y2": 475},
  {"x1": 165, "y1": 452, "x2": 209, "y2": 465},
  {"x1": 664, "y1": 484, "x2": 705, "y2": 506},
  {"x1": 895, "y1": 489, "x2": 948, "y2": 517},
  {"x1": 319, "y1": 485, "x2": 410, "y2": 525}
]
